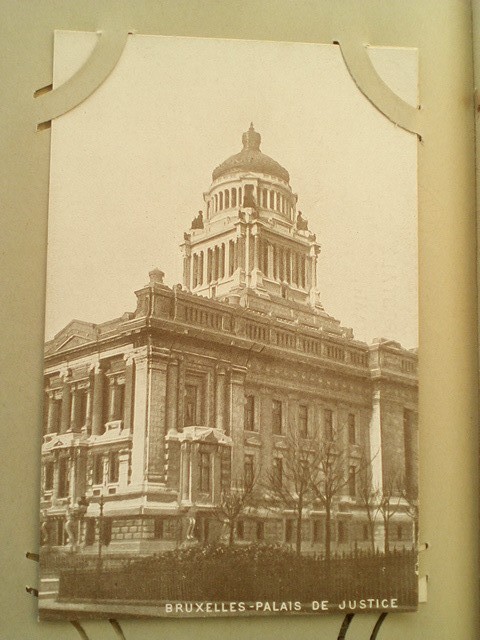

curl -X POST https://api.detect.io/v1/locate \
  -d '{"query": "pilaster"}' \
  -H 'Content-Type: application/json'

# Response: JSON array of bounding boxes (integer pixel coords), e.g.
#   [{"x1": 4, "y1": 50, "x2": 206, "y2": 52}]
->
[{"x1": 369, "y1": 388, "x2": 384, "y2": 494}]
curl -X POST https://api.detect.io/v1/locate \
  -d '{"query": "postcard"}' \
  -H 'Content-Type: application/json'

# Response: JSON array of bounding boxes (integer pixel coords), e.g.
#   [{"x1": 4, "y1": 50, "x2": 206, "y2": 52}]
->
[{"x1": 39, "y1": 32, "x2": 418, "y2": 619}]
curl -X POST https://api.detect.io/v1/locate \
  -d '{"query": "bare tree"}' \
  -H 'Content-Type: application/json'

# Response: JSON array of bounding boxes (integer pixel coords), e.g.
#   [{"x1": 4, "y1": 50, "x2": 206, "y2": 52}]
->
[
  {"x1": 309, "y1": 437, "x2": 351, "y2": 562},
  {"x1": 400, "y1": 475, "x2": 419, "y2": 548},
  {"x1": 357, "y1": 457, "x2": 381, "y2": 553},
  {"x1": 263, "y1": 424, "x2": 321, "y2": 555},
  {"x1": 213, "y1": 471, "x2": 257, "y2": 546},
  {"x1": 378, "y1": 473, "x2": 403, "y2": 555}
]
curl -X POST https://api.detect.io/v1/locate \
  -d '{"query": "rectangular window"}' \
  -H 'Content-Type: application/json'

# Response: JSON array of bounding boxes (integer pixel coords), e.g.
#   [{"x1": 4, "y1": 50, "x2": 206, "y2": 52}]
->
[
  {"x1": 338, "y1": 521, "x2": 347, "y2": 544},
  {"x1": 52, "y1": 398, "x2": 62, "y2": 433},
  {"x1": 93, "y1": 455, "x2": 104, "y2": 485},
  {"x1": 313, "y1": 519, "x2": 322, "y2": 543},
  {"x1": 100, "y1": 518, "x2": 112, "y2": 546},
  {"x1": 256, "y1": 521, "x2": 265, "y2": 541},
  {"x1": 198, "y1": 452, "x2": 211, "y2": 492},
  {"x1": 85, "y1": 519, "x2": 96, "y2": 546},
  {"x1": 244, "y1": 454, "x2": 254, "y2": 488},
  {"x1": 109, "y1": 451, "x2": 119, "y2": 483},
  {"x1": 185, "y1": 383, "x2": 202, "y2": 427},
  {"x1": 236, "y1": 520, "x2": 245, "y2": 540},
  {"x1": 272, "y1": 399, "x2": 282, "y2": 434},
  {"x1": 57, "y1": 458, "x2": 69, "y2": 498},
  {"x1": 324, "y1": 408, "x2": 333, "y2": 440},
  {"x1": 245, "y1": 395, "x2": 255, "y2": 431},
  {"x1": 115, "y1": 384, "x2": 125, "y2": 421},
  {"x1": 78, "y1": 390, "x2": 88, "y2": 428},
  {"x1": 348, "y1": 466, "x2": 356, "y2": 497},
  {"x1": 285, "y1": 519, "x2": 294, "y2": 543},
  {"x1": 348, "y1": 413, "x2": 356, "y2": 444},
  {"x1": 154, "y1": 517, "x2": 165, "y2": 539},
  {"x1": 299, "y1": 404, "x2": 308, "y2": 438},
  {"x1": 397, "y1": 524, "x2": 403, "y2": 541},
  {"x1": 44, "y1": 461, "x2": 54, "y2": 491},
  {"x1": 273, "y1": 457, "x2": 283, "y2": 487}
]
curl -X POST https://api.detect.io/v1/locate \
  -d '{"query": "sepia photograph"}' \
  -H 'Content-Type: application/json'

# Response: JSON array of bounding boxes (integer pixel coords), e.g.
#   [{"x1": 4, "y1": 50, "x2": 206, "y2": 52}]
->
[{"x1": 39, "y1": 33, "x2": 418, "y2": 619}]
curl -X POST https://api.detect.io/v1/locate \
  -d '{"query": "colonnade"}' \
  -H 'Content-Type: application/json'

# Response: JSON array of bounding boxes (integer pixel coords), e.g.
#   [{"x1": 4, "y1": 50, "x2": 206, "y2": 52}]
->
[
  {"x1": 44, "y1": 360, "x2": 133, "y2": 437},
  {"x1": 190, "y1": 234, "x2": 311, "y2": 290},
  {"x1": 210, "y1": 184, "x2": 294, "y2": 219}
]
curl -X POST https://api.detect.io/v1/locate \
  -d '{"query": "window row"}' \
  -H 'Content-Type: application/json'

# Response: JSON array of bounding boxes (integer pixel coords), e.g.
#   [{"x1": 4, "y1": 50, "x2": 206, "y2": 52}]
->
[
  {"x1": 259, "y1": 240, "x2": 307, "y2": 287},
  {"x1": 245, "y1": 395, "x2": 358, "y2": 443},
  {"x1": 191, "y1": 239, "x2": 308, "y2": 288},
  {"x1": 42, "y1": 451, "x2": 122, "y2": 497},
  {"x1": 43, "y1": 377, "x2": 126, "y2": 436},
  {"x1": 211, "y1": 185, "x2": 293, "y2": 216}
]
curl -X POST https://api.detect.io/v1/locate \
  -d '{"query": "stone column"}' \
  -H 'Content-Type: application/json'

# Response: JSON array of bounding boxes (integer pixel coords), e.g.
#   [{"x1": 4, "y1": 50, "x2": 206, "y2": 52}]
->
[
  {"x1": 69, "y1": 448, "x2": 77, "y2": 504},
  {"x1": 70, "y1": 386, "x2": 81, "y2": 433},
  {"x1": 91, "y1": 363, "x2": 104, "y2": 436},
  {"x1": 369, "y1": 388, "x2": 383, "y2": 494},
  {"x1": 130, "y1": 349, "x2": 148, "y2": 487},
  {"x1": 52, "y1": 450, "x2": 60, "y2": 501},
  {"x1": 123, "y1": 353, "x2": 135, "y2": 433},
  {"x1": 108, "y1": 378, "x2": 117, "y2": 422},
  {"x1": 118, "y1": 448, "x2": 130, "y2": 491},
  {"x1": 229, "y1": 366, "x2": 247, "y2": 480},
  {"x1": 253, "y1": 233, "x2": 259, "y2": 270},
  {"x1": 60, "y1": 374, "x2": 72, "y2": 434},
  {"x1": 46, "y1": 391, "x2": 56, "y2": 433},
  {"x1": 83, "y1": 385, "x2": 92, "y2": 434},
  {"x1": 215, "y1": 366, "x2": 227, "y2": 432},
  {"x1": 180, "y1": 442, "x2": 192, "y2": 503},
  {"x1": 166, "y1": 358, "x2": 179, "y2": 433},
  {"x1": 267, "y1": 243, "x2": 274, "y2": 279}
]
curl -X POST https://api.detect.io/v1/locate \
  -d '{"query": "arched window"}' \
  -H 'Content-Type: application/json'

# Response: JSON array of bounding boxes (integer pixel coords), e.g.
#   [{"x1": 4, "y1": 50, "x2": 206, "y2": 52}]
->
[
  {"x1": 300, "y1": 255, "x2": 306, "y2": 288},
  {"x1": 232, "y1": 188, "x2": 237, "y2": 208},
  {"x1": 219, "y1": 192, "x2": 223, "y2": 210},
  {"x1": 225, "y1": 190, "x2": 230, "y2": 208},
  {"x1": 192, "y1": 254, "x2": 198, "y2": 288},
  {"x1": 285, "y1": 249, "x2": 291, "y2": 283},
  {"x1": 198, "y1": 252, "x2": 204, "y2": 285},
  {"x1": 207, "y1": 249, "x2": 213, "y2": 283},
  {"x1": 214, "y1": 246, "x2": 220, "y2": 280},
  {"x1": 229, "y1": 239, "x2": 235, "y2": 276},
  {"x1": 220, "y1": 244, "x2": 226, "y2": 278},
  {"x1": 262, "y1": 242, "x2": 269, "y2": 275}
]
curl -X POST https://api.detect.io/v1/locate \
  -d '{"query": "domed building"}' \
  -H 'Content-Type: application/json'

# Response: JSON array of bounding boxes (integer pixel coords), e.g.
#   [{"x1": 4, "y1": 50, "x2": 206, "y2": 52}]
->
[{"x1": 40, "y1": 126, "x2": 418, "y2": 567}]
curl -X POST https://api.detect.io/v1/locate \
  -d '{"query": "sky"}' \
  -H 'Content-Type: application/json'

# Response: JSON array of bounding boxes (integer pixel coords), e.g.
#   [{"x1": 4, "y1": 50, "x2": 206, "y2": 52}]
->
[{"x1": 45, "y1": 33, "x2": 418, "y2": 348}]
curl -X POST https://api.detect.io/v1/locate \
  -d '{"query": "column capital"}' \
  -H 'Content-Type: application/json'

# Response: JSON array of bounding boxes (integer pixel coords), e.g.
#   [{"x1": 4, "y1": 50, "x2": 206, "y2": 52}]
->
[
  {"x1": 59, "y1": 366, "x2": 72, "y2": 382},
  {"x1": 89, "y1": 360, "x2": 102, "y2": 375}
]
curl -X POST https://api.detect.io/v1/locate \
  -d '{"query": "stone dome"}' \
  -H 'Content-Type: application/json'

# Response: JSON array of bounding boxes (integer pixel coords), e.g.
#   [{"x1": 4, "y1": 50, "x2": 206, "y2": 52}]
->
[{"x1": 212, "y1": 124, "x2": 290, "y2": 183}]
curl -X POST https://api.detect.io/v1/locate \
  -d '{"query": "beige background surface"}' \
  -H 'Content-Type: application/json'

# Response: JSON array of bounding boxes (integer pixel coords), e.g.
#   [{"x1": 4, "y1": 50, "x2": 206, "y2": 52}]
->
[{"x1": 0, "y1": 1, "x2": 477, "y2": 638}]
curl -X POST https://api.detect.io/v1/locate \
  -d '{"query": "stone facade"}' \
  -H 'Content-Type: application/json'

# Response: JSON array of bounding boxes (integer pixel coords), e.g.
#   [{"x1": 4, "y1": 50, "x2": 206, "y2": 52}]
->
[{"x1": 40, "y1": 126, "x2": 418, "y2": 556}]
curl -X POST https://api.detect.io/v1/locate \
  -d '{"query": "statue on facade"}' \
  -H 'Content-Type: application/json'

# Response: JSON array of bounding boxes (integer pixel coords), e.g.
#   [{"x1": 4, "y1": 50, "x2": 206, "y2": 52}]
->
[
  {"x1": 296, "y1": 211, "x2": 309, "y2": 230},
  {"x1": 191, "y1": 210, "x2": 204, "y2": 229},
  {"x1": 64, "y1": 509, "x2": 76, "y2": 548},
  {"x1": 242, "y1": 186, "x2": 257, "y2": 209},
  {"x1": 40, "y1": 510, "x2": 49, "y2": 546}
]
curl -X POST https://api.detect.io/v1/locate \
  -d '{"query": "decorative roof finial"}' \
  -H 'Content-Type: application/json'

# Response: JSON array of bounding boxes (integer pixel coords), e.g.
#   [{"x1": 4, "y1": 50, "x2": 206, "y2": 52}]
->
[{"x1": 242, "y1": 123, "x2": 261, "y2": 151}]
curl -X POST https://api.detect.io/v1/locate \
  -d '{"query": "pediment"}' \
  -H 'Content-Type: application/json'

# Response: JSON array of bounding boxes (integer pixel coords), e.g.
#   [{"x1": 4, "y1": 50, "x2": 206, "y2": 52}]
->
[{"x1": 45, "y1": 320, "x2": 98, "y2": 355}]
